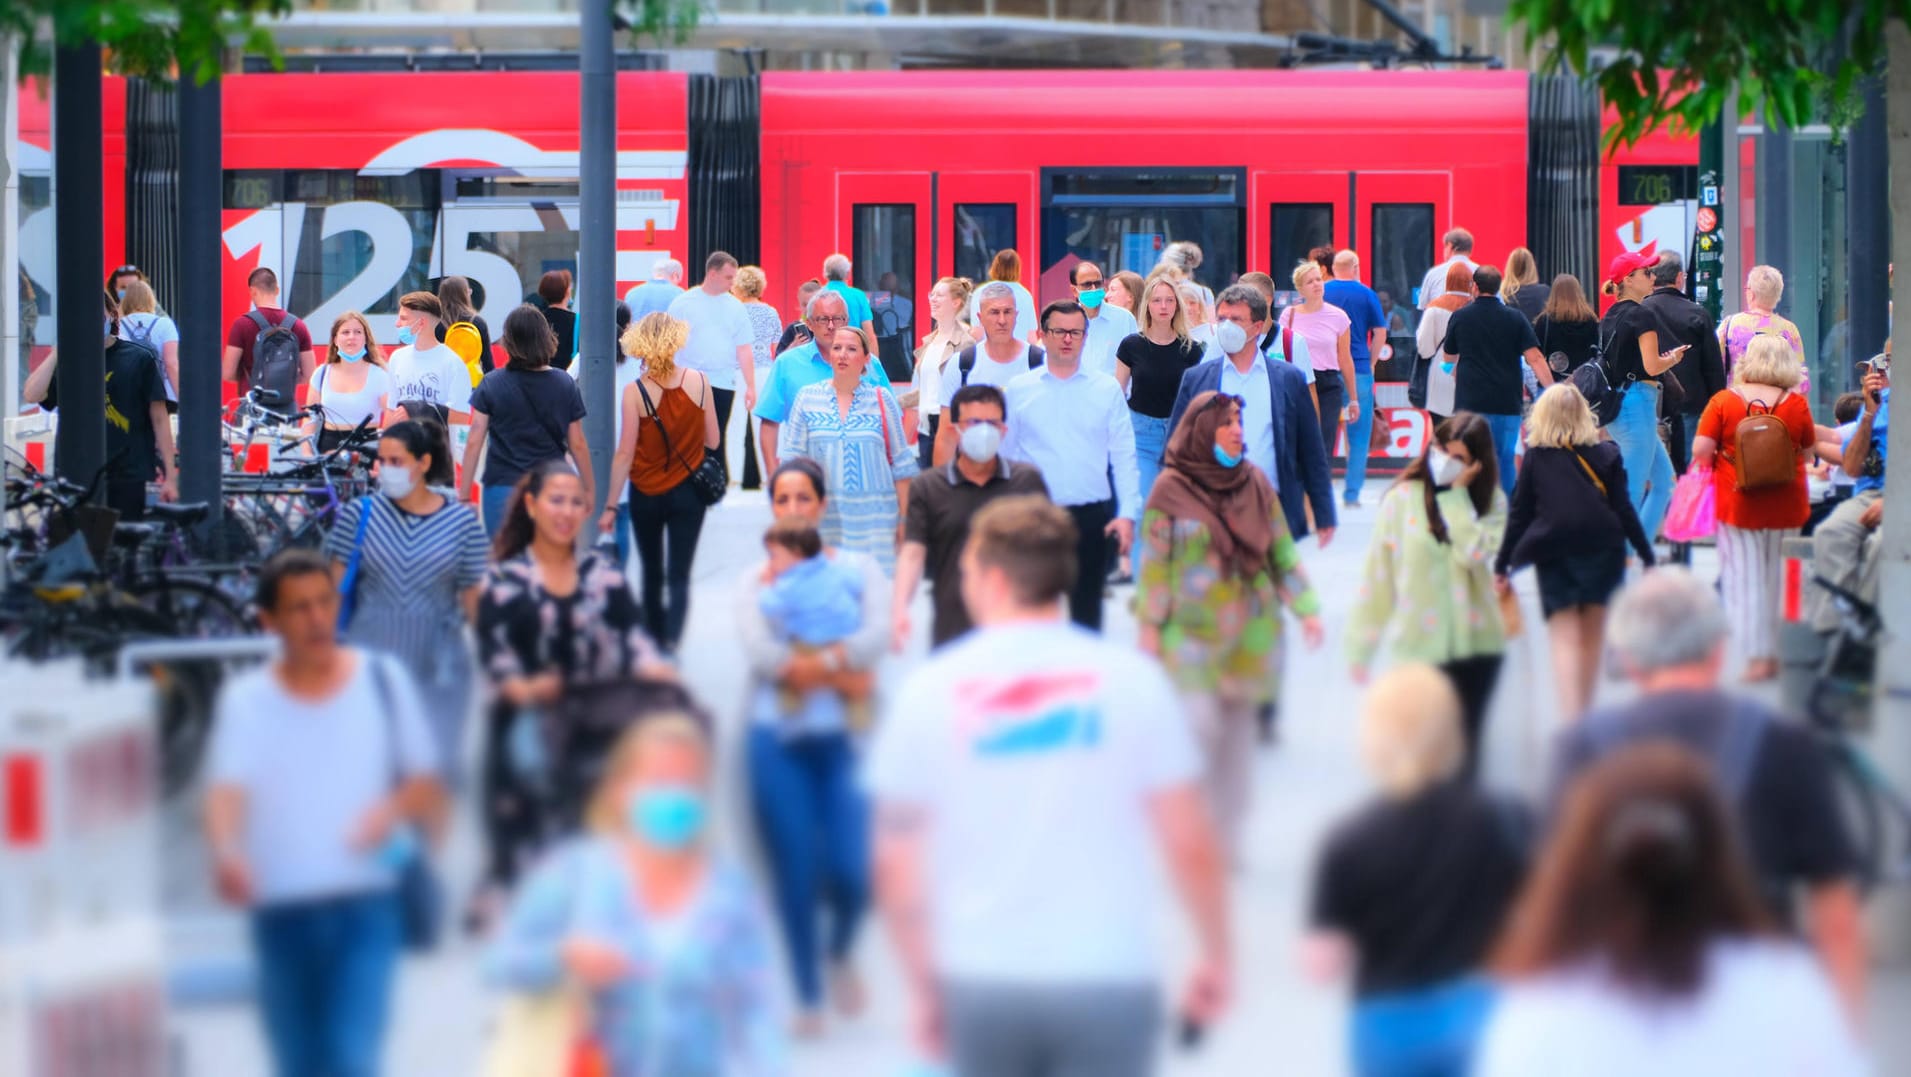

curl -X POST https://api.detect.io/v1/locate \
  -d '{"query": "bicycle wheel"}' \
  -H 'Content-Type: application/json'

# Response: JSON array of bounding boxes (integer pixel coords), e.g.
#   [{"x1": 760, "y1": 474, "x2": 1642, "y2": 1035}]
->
[
  {"x1": 126, "y1": 576, "x2": 252, "y2": 639},
  {"x1": 1826, "y1": 743, "x2": 1887, "y2": 894}
]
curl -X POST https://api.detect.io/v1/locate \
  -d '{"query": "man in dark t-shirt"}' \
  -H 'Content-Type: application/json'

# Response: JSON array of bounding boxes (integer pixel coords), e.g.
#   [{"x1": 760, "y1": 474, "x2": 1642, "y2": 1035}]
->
[
  {"x1": 223, "y1": 267, "x2": 316, "y2": 387},
  {"x1": 894, "y1": 383, "x2": 1049, "y2": 647},
  {"x1": 1551, "y1": 568, "x2": 1865, "y2": 1016},
  {"x1": 1442, "y1": 265, "x2": 1554, "y2": 495},
  {"x1": 34, "y1": 307, "x2": 178, "y2": 520}
]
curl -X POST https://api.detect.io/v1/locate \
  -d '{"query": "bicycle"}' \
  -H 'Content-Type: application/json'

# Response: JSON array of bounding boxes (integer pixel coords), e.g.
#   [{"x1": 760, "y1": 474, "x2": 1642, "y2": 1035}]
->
[{"x1": 1805, "y1": 575, "x2": 1911, "y2": 892}]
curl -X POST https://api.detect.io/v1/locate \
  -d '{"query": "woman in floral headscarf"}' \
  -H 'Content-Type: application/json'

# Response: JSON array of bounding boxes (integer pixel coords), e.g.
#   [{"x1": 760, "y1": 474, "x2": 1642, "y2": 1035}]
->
[{"x1": 1136, "y1": 390, "x2": 1323, "y2": 857}]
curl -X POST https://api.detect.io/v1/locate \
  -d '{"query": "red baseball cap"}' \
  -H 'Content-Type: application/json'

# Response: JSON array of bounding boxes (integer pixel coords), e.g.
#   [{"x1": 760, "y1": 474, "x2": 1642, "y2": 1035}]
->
[{"x1": 1606, "y1": 241, "x2": 1659, "y2": 287}]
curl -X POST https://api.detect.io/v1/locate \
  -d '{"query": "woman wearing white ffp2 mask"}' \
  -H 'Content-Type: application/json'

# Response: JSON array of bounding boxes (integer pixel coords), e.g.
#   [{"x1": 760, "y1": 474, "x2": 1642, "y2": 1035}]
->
[
  {"x1": 325, "y1": 418, "x2": 490, "y2": 788},
  {"x1": 1345, "y1": 411, "x2": 1511, "y2": 782}
]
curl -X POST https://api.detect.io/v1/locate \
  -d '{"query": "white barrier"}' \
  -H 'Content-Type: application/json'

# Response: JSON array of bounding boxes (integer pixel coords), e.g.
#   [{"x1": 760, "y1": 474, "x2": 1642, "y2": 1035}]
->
[{"x1": 0, "y1": 656, "x2": 164, "y2": 1077}]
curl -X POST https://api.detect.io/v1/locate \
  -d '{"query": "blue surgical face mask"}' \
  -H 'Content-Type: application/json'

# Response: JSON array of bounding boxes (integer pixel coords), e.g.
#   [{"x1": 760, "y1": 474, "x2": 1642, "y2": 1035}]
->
[
  {"x1": 1077, "y1": 288, "x2": 1106, "y2": 310},
  {"x1": 1213, "y1": 444, "x2": 1243, "y2": 468},
  {"x1": 628, "y1": 784, "x2": 706, "y2": 850},
  {"x1": 395, "y1": 325, "x2": 417, "y2": 346},
  {"x1": 116, "y1": 288, "x2": 127, "y2": 301},
  {"x1": 339, "y1": 348, "x2": 367, "y2": 364}
]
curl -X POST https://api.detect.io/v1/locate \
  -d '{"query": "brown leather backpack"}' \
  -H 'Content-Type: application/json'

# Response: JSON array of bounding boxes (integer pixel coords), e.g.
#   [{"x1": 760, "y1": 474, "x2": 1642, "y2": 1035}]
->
[{"x1": 1731, "y1": 392, "x2": 1797, "y2": 492}]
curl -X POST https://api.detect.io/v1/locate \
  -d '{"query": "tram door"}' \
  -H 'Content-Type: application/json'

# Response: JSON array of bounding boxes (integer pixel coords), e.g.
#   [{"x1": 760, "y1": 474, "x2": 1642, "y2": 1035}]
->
[
  {"x1": 839, "y1": 172, "x2": 932, "y2": 384},
  {"x1": 1038, "y1": 168, "x2": 1247, "y2": 311},
  {"x1": 1258, "y1": 169, "x2": 1450, "y2": 468}
]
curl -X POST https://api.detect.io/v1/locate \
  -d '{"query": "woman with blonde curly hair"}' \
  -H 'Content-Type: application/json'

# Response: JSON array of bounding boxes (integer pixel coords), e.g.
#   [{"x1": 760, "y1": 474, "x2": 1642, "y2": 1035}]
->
[
  {"x1": 602, "y1": 312, "x2": 723, "y2": 652},
  {"x1": 1691, "y1": 334, "x2": 1817, "y2": 681}
]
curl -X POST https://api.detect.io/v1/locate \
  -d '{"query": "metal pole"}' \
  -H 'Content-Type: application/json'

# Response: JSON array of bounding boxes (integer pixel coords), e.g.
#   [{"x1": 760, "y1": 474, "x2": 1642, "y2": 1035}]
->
[
  {"x1": 1868, "y1": 20, "x2": 1911, "y2": 964},
  {"x1": 52, "y1": 42, "x2": 105, "y2": 490},
  {"x1": 176, "y1": 73, "x2": 223, "y2": 531},
  {"x1": 579, "y1": 0, "x2": 616, "y2": 516}
]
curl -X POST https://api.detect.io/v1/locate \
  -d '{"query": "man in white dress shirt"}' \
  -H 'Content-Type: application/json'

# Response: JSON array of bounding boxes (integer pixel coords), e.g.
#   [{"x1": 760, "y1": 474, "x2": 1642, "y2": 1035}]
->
[
  {"x1": 1071, "y1": 260, "x2": 1139, "y2": 379},
  {"x1": 1002, "y1": 300, "x2": 1140, "y2": 631}
]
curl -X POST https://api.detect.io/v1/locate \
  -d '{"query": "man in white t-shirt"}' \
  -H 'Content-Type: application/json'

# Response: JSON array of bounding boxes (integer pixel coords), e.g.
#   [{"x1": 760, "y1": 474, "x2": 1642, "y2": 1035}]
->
[
  {"x1": 384, "y1": 290, "x2": 472, "y2": 421},
  {"x1": 867, "y1": 496, "x2": 1230, "y2": 1076},
  {"x1": 667, "y1": 250, "x2": 756, "y2": 464},
  {"x1": 1071, "y1": 260, "x2": 1139, "y2": 378},
  {"x1": 205, "y1": 550, "x2": 441, "y2": 1077},
  {"x1": 1416, "y1": 227, "x2": 1479, "y2": 310},
  {"x1": 930, "y1": 281, "x2": 1046, "y2": 468}
]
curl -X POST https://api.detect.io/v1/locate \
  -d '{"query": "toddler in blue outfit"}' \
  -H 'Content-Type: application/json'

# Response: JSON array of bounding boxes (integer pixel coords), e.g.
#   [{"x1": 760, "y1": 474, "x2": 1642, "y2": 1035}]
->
[{"x1": 757, "y1": 519, "x2": 869, "y2": 729}]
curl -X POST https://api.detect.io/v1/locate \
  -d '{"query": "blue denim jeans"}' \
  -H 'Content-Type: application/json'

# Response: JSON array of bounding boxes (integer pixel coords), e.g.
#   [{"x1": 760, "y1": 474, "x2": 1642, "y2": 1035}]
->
[
  {"x1": 1344, "y1": 370, "x2": 1378, "y2": 502},
  {"x1": 480, "y1": 482, "x2": 515, "y2": 541},
  {"x1": 251, "y1": 890, "x2": 402, "y2": 1077},
  {"x1": 1610, "y1": 381, "x2": 1675, "y2": 544},
  {"x1": 1131, "y1": 411, "x2": 1170, "y2": 521},
  {"x1": 1480, "y1": 413, "x2": 1522, "y2": 498},
  {"x1": 1351, "y1": 977, "x2": 1494, "y2": 1077},
  {"x1": 747, "y1": 726, "x2": 868, "y2": 1009}
]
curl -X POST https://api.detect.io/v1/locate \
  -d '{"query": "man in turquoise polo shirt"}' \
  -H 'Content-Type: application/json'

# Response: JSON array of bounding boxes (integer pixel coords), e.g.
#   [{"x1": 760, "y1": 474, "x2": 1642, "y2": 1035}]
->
[{"x1": 755, "y1": 289, "x2": 892, "y2": 472}]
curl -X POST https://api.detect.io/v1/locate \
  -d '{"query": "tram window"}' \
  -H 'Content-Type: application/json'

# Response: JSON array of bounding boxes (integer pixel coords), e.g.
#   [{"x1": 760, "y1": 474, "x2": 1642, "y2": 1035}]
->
[
  {"x1": 853, "y1": 203, "x2": 917, "y2": 383},
  {"x1": 1270, "y1": 203, "x2": 1333, "y2": 278},
  {"x1": 953, "y1": 204, "x2": 1016, "y2": 285},
  {"x1": 1370, "y1": 202, "x2": 1435, "y2": 376},
  {"x1": 223, "y1": 169, "x2": 441, "y2": 323}
]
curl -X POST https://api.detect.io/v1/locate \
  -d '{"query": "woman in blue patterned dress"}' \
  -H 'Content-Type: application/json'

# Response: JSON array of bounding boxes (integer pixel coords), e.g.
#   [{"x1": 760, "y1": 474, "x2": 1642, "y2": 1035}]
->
[
  {"x1": 325, "y1": 418, "x2": 490, "y2": 785},
  {"x1": 778, "y1": 327, "x2": 918, "y2": 574},
  {"x1": 488, "y1": 712, "x2": 784, "y2": 1076}
]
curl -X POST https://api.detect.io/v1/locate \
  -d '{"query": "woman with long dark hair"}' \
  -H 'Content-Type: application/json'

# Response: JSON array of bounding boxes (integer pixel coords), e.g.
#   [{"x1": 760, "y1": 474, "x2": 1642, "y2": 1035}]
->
[
  {"x1": 471, "y1": 460, "x2": 668, "y2": 925},
  {"x1": 325, "y1": 419, "x2": 488, "y2": 783},
  {"x1": 1600, "y1": 245, "x2": 1686, "y2": 546},
  {"x1": 1532, "y1": 274, "x2": 1600, "y2": 378},
  {"x1": 1346, "y1": 411, "x2": 1509, "y2": 778},
  {"x1": 461, "y1": 305, "x2": 594, "y2": 539},
  {"x1": 1479, "y1": 744, "x2": 1863, "y2": 1074}
]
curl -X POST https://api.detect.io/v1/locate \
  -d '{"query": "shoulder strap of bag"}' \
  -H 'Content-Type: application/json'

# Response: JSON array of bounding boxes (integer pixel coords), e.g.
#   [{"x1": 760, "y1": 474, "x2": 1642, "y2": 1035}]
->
[
  {"x1": 247, "y1": 309, "x2": 271, "y2": 335},
  {"x1": 502, "y1": 370, "x2": 568, "y2": 450},
  {"x1": 957, "y1": 345, "x2": 977, "y2": 386},
  {"x1": 635, "y1": 378, "x2": 698, "y2": 478},
  {"x1": 1570, "y1": 449, "x2": 1609, "y2": 498},
  {"x1": 336, "y1": 497, "x2": 375, "y2": 634},
  {"x1": 1028, "y1": 345, "x2": 1045, "y2": 369}
]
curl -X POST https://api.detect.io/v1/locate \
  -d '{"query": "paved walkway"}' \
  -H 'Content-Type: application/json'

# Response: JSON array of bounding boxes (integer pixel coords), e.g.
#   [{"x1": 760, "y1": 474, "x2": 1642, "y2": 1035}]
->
[{"x1": 168, "y1": 489, "x2": 1911, "y2": 1074}]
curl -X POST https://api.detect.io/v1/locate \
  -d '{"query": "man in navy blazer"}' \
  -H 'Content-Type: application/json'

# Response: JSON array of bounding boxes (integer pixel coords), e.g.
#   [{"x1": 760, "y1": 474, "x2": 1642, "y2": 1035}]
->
[{"x1": 1166, "y1": 284, "x2": 1337, "y2": 545}]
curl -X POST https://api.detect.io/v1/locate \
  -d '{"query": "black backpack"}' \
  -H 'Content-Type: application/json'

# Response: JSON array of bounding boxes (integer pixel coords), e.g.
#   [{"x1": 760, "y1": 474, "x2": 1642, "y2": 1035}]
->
[
  {"x1": 1571, "y1": 318, "x2": 1632, "y2": 427},
  {"x1": 956, "y1": 343, "x2": 1044, "y2": 387},
  {"x1": 248, "y1": 309, "x2": 303, "y2": 413}
]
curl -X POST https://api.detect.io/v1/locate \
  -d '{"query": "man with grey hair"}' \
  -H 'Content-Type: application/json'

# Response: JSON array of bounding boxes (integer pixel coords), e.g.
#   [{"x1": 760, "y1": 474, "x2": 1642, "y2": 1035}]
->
[
  {"x1": 624, "y1": 257, "x2": 684, "y2": 317},
  {"x1": 932, "y1": 281, "x2": 1046, "y2": 468},
  {"x1": 754, "y1": 288, "x2": 892, "y2": 473},
  {"x1": 1416, "y1": 228, "x2": 1477, "y2": 310},
  {"x1": 1552, "y1": 567, "x2": 1866, "y2": 1017},
  {"x1": 1642, "y1": 250, "x2": 1728, "y2": 479},
  {"x1": 822, "y1": 252, "x2": 877, "y2": 341}
]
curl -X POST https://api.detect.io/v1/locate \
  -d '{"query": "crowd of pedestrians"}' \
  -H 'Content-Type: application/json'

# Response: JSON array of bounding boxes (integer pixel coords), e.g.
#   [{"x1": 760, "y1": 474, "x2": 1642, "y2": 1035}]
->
[{"x1": 167, "y1": 233, "x2": 1891, "y2": 1077}]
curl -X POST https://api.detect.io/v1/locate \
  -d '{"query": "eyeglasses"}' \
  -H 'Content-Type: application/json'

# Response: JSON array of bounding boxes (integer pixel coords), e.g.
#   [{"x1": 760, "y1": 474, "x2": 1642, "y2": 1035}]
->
[
  {"x1": 1074, "y1": 279, "x2": 1104, "y2": 290},
  {"x1": 811, "y1": 314, "x2": 849, "y2": 326},
  {"x1": 1044, "y1": 328, "x2": 1086, "y2": 341}
]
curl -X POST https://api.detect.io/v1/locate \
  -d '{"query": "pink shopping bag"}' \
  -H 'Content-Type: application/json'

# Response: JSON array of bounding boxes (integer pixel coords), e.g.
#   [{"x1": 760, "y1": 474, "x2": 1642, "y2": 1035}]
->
[{"x1": 1663, "y1": 466, "x2": 1718, "y2": 542}]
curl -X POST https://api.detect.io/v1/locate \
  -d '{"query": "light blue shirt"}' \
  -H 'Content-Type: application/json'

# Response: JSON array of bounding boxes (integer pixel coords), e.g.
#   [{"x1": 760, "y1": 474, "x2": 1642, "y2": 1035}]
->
[
  {"x1": 1083, "y1": 303, "x2": 1139, "y2": 378},
  {"x1": 751, "y1": 338, "x2": 892, "y2": 425},
  {"x1": 1003, "y1": 364, "x2": 1140, "y2": 516},
  {"x1": 826, "y1": 281, "x2": 876, "y2": 329},
  {"x1": 1218, "y1": 350, "x2": 1278, "y2": 490},
  {"x1": 623, "y1": 280, "x2": 682, "y2": 318}
]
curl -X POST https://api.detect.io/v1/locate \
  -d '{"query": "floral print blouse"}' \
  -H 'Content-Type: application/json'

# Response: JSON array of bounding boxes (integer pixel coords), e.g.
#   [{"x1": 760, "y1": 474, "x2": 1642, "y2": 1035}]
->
[
  {"x1": 1717, "y1": 311, "x2": 1809, "y2": 394},
  {"x1": 1346, "y1": 480, "x2": 1508, "y2": 670},
  {"x1": 1135, "y1": 508, "x2": 1320, "y2": 704},
  {"x1": 477, "y1": 550, "x2": 661, "y2": 686},
  {"x1": 487, "y1": 838, "x2": 784, "y2": 1077}
]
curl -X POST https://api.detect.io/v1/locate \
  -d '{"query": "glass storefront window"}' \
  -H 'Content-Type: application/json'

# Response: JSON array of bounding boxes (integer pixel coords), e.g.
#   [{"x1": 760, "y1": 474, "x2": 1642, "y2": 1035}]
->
[
  {"x1": 953, "y1": 203, "x2": 1015, "y2": 285},
  {"x1": 852, "y1": 203, "x2": 916, "y2": 382}
]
